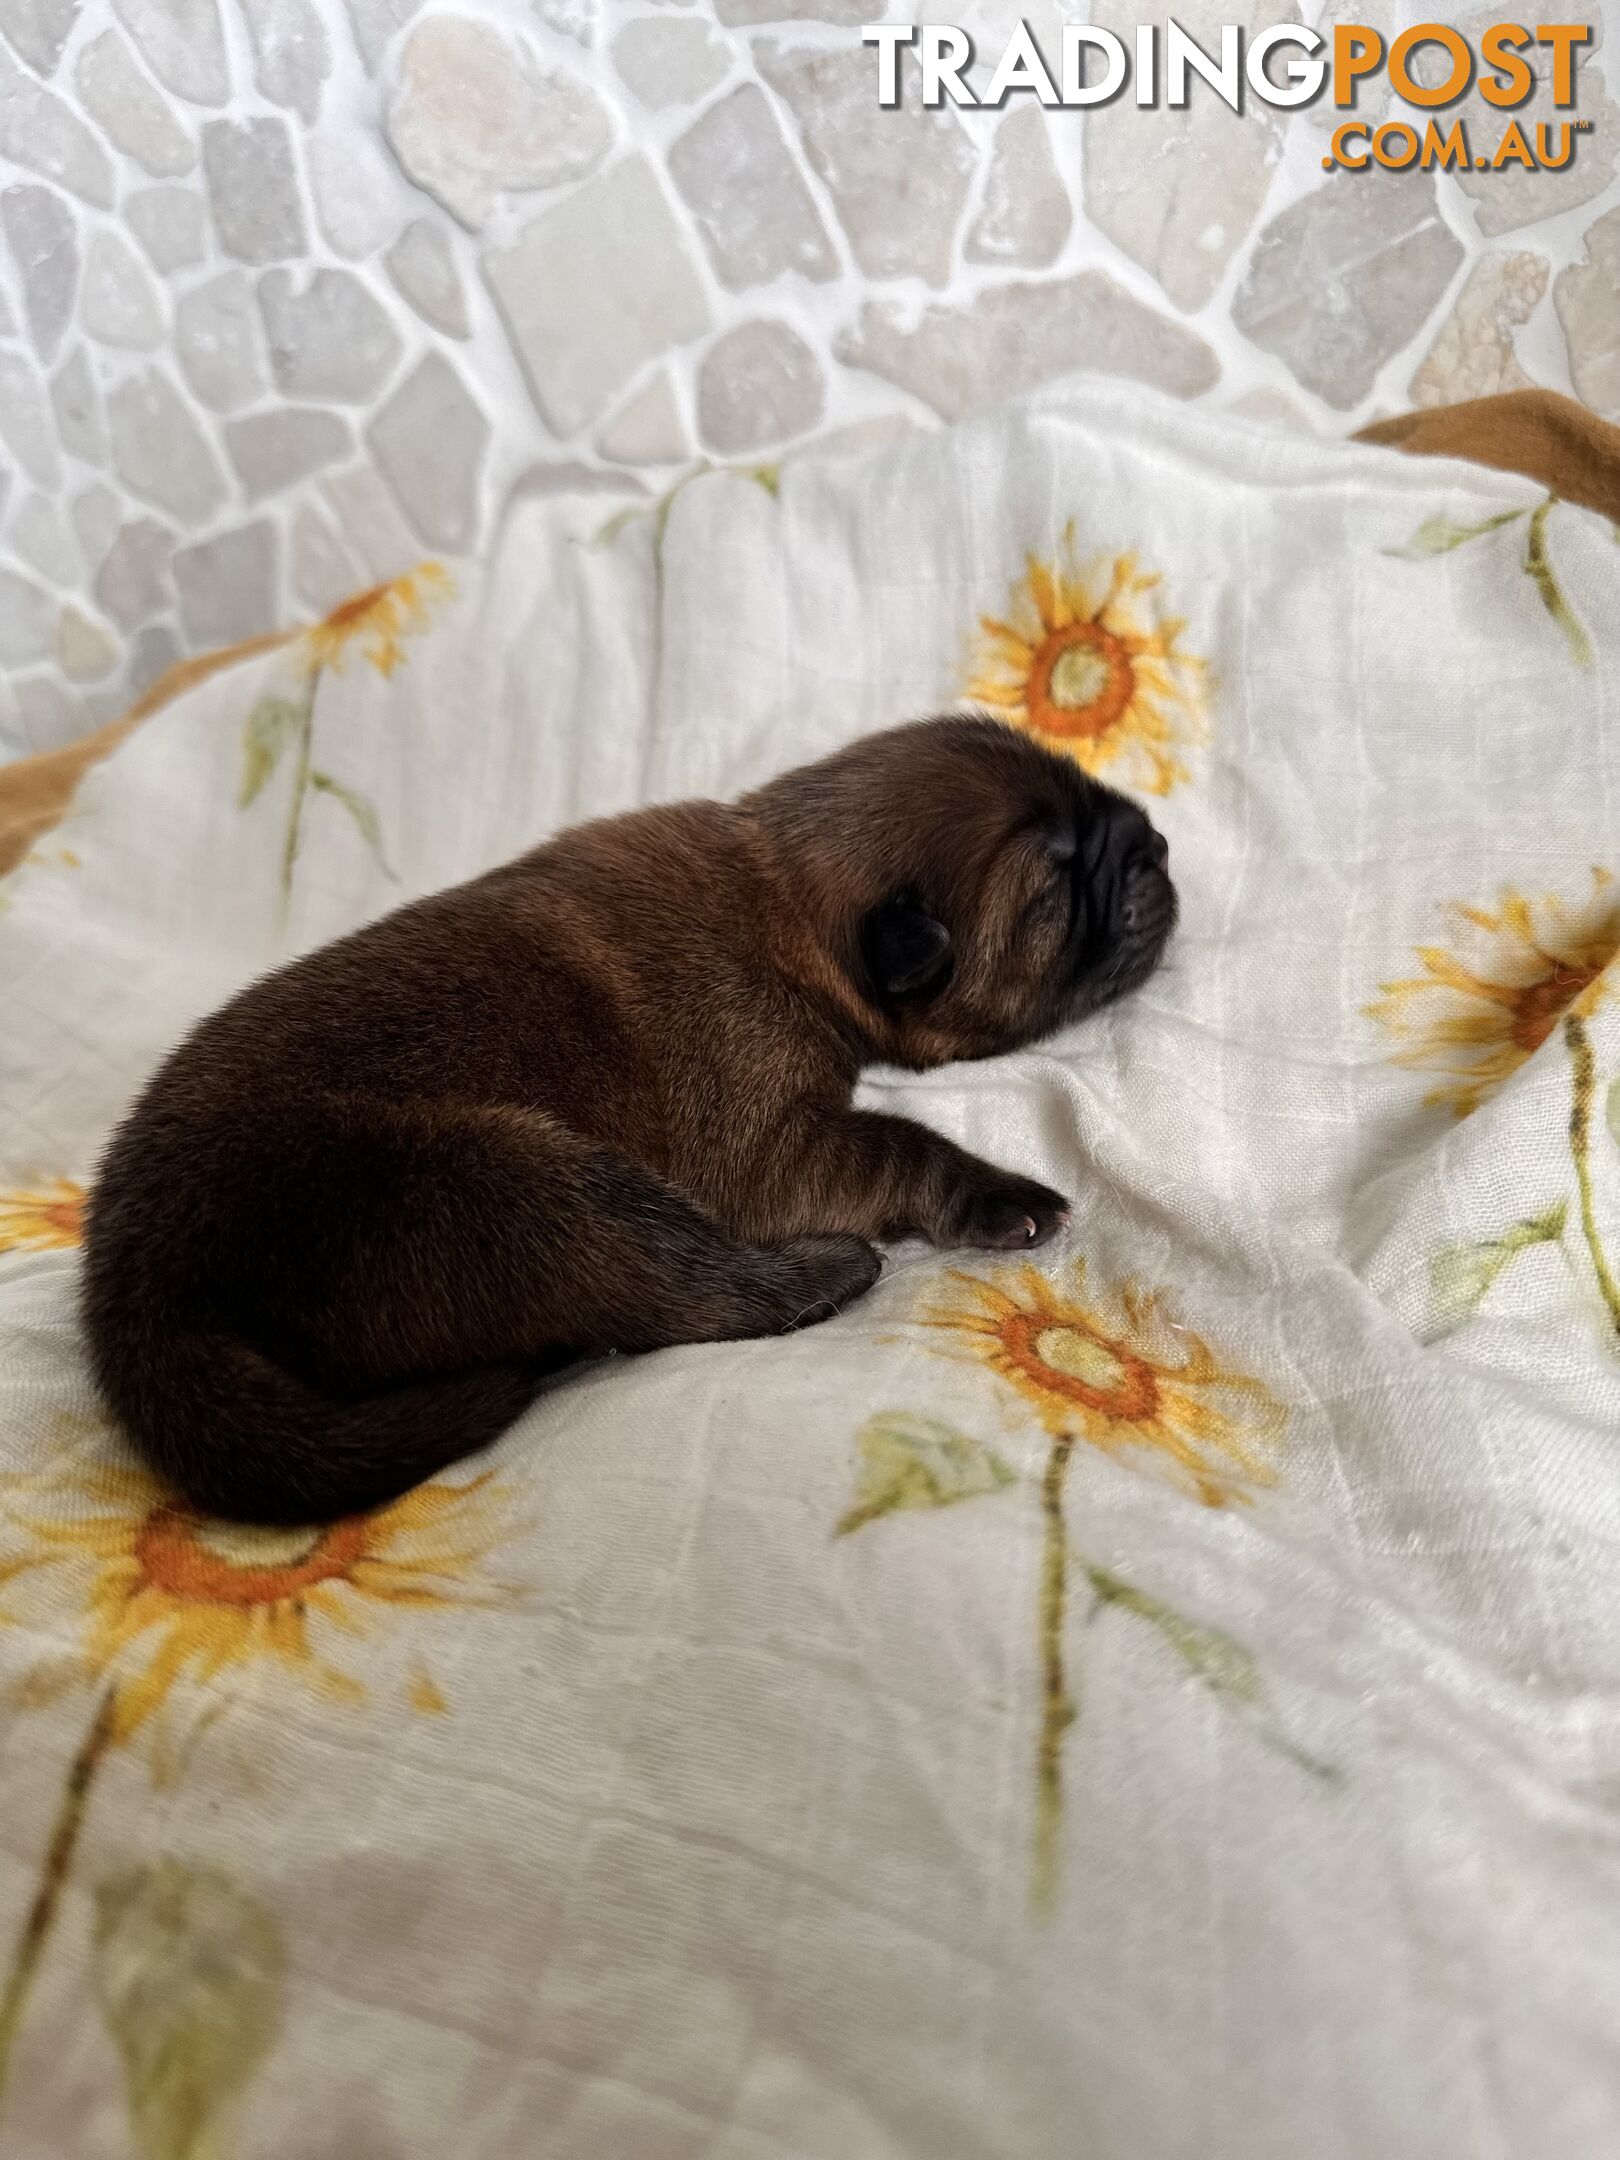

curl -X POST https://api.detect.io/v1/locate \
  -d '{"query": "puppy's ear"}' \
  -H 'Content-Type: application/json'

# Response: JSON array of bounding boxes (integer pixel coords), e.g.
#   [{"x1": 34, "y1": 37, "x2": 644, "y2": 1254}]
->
[{"x1": 859, "y1": 893, "x2": 954, "y2": 1004}]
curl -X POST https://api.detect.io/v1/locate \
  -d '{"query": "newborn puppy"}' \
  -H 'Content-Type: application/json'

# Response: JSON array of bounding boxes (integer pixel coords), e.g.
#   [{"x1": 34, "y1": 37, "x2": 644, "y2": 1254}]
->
[{"x1": 84, "y1": 715, "x2": 1175, "y2": 1523}]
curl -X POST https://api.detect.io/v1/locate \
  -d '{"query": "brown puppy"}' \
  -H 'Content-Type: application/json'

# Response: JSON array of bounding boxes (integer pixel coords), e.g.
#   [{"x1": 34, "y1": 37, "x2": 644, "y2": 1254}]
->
[{"x1": 83, "y1": 715, "x2": 1176, "y2": 1523}]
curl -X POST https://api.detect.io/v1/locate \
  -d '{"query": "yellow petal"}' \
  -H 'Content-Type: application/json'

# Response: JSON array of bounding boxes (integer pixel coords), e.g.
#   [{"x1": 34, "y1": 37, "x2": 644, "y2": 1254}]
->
[{"x1": 408, "y1": 1667, "x2": 449, "y2": 1715}]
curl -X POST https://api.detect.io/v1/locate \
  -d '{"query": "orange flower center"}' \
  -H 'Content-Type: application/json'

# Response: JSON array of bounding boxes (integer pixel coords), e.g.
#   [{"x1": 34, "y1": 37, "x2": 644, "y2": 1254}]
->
[
  {"x1": 1511, "y1": 961, "x2": 1600, "y2": 1054},
  {"x1": 320, "y1": 583, "x2": 390, "y2": 637},
  {"x1": 1000, "y1": 1311, "x2": 1160, "y2": 1422},
  {"x1": 37, "y1": 1192, "x2": 83, "y2": 1240},
  {"x1": 134, "y1": 1509, "x2": 370, "y2": 1606},
  {"x1": 1027, "y1": 622, "x2": 1135, "y2": 743}
]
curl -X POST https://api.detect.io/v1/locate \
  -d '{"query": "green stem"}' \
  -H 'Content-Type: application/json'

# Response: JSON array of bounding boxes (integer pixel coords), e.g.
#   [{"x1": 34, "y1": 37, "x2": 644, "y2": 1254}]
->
[
  {"x1": 1525, "y1": 498, "x2": 1593, "y2": 668},
  {"x1": 1032, "y1": 1436, "x2": 1077, "y2": 1918},
  {"x1": 0, "y1": 1687, "x2": 117, "y2": 2115},
  {"x1": 1566, "y1": 1012, "x2": 1620, "y2": 1343},
  {"x1": 278, "y1": 671, "x2": 320, "y2": 911}
]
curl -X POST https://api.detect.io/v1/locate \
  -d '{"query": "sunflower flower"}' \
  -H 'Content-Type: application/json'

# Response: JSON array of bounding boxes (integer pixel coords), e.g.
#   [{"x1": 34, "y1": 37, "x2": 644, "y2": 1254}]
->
[
  {"x1": 0, "y1": 1448, "x2": 516, "y2": 1747},
  {"x1": 966, "y1": 527, "x2": 1208, "y2": 795},
  {"x1": 301, "y1": 562, "x2": 452, "y2": 678},
  {"x1": 0, "y1": 1181, "x2": 85, "y2": 1254},
  {"x1": 1369, "y1": 872, "x2": 1619, "y2": 1116},
  {"x1": 923, "y1": 1259, "x2": 1282, "y2": 1508}
]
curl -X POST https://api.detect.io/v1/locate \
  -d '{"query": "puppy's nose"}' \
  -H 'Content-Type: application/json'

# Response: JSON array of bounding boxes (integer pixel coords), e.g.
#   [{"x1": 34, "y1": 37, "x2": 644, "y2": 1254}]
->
[{"x1": 1119, "y1": 832, "x2": 1172, "y2": 936}]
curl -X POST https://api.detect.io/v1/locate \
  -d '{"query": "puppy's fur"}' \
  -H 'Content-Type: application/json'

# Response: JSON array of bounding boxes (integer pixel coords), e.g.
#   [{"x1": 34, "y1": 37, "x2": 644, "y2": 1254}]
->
[{"x1": 83, "y1": 716, "x2": 1176, "y2": 1523}]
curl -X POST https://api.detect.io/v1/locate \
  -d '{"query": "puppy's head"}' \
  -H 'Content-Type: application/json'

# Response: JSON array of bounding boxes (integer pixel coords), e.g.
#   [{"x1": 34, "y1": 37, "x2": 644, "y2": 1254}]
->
[{"x1": 753, "y1": 715, "x2": 1177, "y2": 1066}]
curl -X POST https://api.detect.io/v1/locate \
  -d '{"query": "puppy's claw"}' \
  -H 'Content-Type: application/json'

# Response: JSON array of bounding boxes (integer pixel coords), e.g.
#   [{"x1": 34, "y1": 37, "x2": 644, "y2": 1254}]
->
[{"x1": 943, "y1": 1178, "x2": 1071, "y2": 1252}]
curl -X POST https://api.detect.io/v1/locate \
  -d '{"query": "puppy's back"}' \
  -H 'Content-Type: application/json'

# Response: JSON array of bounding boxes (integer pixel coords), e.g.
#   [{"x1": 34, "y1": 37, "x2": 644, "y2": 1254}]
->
[{"x1": 78, "y1": 793, "x2": 819, "y2": 1521}]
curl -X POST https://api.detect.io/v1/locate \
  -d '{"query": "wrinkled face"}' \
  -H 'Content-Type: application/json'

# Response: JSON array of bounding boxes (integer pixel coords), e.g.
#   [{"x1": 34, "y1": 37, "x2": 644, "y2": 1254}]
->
[{"x1": 847, "y1": 718, "x2": 1178, "y2": 1066}]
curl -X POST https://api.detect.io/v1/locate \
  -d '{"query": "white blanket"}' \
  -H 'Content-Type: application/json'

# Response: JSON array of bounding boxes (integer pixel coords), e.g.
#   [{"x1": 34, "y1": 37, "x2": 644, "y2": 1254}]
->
[{"x1": 2, "y1": 379, "x2": 1619, "y2": 2160}]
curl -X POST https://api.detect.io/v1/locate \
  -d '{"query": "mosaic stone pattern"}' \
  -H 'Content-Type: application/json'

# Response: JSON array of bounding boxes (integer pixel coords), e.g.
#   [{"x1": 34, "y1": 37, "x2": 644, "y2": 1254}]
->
[{"x1": 1, "y1": 0, "x2": 1617, "y2": 753}]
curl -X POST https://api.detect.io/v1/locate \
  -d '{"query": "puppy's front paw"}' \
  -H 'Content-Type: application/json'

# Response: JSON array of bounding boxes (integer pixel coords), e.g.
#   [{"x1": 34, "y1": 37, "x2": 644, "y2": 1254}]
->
[{"x1": 940, "y1": 1175, "x2": 1070, "y2": 1252}]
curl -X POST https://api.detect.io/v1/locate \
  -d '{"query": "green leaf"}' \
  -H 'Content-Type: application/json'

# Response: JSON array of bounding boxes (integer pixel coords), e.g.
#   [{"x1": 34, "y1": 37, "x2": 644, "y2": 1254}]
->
[
  {"x1": 1607, "y1": 1077, "x2": 1620, "y2": 1151},
  {"x1": 1085, "y1": 1566, "x2": 1262, "y2": 1704},
  {"x1": 1383, "y1": 507, "x2": 1526, "y2": 560},
  {"x1": 1430, "y1": 1202, "x2": 1569, "y2": 1325},
  {"x1": 92, "y1": 1860, "x2": 284, "y2": 2160},
  {"x1": 837, "y1": 1412, "x2": 1015, "y2": 1536},
  {"x1": 308, "y1": 769, "x2": 396, "y2": 879},
  {"x1": 1085, "y1": 1565, "x2": 1341, "y2": 1782},
  {"x1": 237, "y1": 698, "x2": 302, "y2": 809},
  {"x1": 1524, "y1": 498, "x2": 1593, "y2": 669}
]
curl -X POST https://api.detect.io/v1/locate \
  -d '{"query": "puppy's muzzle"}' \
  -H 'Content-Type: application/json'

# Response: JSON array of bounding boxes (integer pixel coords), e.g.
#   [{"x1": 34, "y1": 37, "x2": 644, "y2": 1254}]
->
[{"x1": 1119, "y1": 828, "x2": 1174, "y2": 946}]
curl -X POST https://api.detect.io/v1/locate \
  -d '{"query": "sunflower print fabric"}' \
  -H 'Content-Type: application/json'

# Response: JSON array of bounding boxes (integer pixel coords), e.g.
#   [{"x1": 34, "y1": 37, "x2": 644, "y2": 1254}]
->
[
  {"x1": 0, "y1": 1421, "x2": 524, "y2": 2138},
  {"x1": 1385, "y1": 494, "x2": 1593, "y2": 668},
  {"x1": 302, "y1": 563, "x2": 454, "y2": 679},
  {"x1": 2, "y1": 382, "x2": 1620, "y2": 2159},
  {"x1": 839, "y1": 1261, "x2": 1305, "y2": 1913},
  {"x1": 966, "y1": 525, "x2": 1208, "y2": 794},
  {"x1": 921, "y1": 1260, "x2": 1282, "y2": 1508},
  {"x1": 238, "y1": 562, "x2": 454, "y2": 907},
  {"x1": 0, "y1": 1181, "x2": 84, "y2": 1253},
  {"x1": 0, "y1": 1442, "x2": 518, "y2": 1746},
  {"x1": 1367, "y1": 873, "x2": 1619, "y2": 1117},
  {"x1": 1371, "y1": 873, "x2": 1620, "y2": 1347}
]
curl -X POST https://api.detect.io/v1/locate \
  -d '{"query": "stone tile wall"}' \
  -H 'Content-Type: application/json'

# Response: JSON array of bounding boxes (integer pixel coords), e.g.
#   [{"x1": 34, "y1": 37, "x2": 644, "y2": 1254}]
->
[{"x1": 0, "y1": 0, "x2": 1615, "y2": 754}]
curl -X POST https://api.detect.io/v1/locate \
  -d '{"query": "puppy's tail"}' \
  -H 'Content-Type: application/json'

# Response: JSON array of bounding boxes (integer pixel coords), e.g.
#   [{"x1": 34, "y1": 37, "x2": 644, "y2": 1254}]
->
[{"x1": 93, "y1": 1325, "x2": 549, "y2": 1524}]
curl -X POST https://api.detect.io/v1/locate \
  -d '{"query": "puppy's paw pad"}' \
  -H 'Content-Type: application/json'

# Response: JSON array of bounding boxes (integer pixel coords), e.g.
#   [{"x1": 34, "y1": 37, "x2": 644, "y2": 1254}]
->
[
  {"x1": 948, "y1": 1180, "x2": 1070, "y2": 1252},
  {"x1": 781, "y1": 1233, "x2": 882, "y2": 1324}
]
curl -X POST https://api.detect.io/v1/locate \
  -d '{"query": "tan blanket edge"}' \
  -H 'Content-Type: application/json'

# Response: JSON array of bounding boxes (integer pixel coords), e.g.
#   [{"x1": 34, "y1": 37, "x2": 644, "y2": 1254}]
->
[{"x1": 1355, "y1": 387, "x2": 1620, "y2": 525}]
